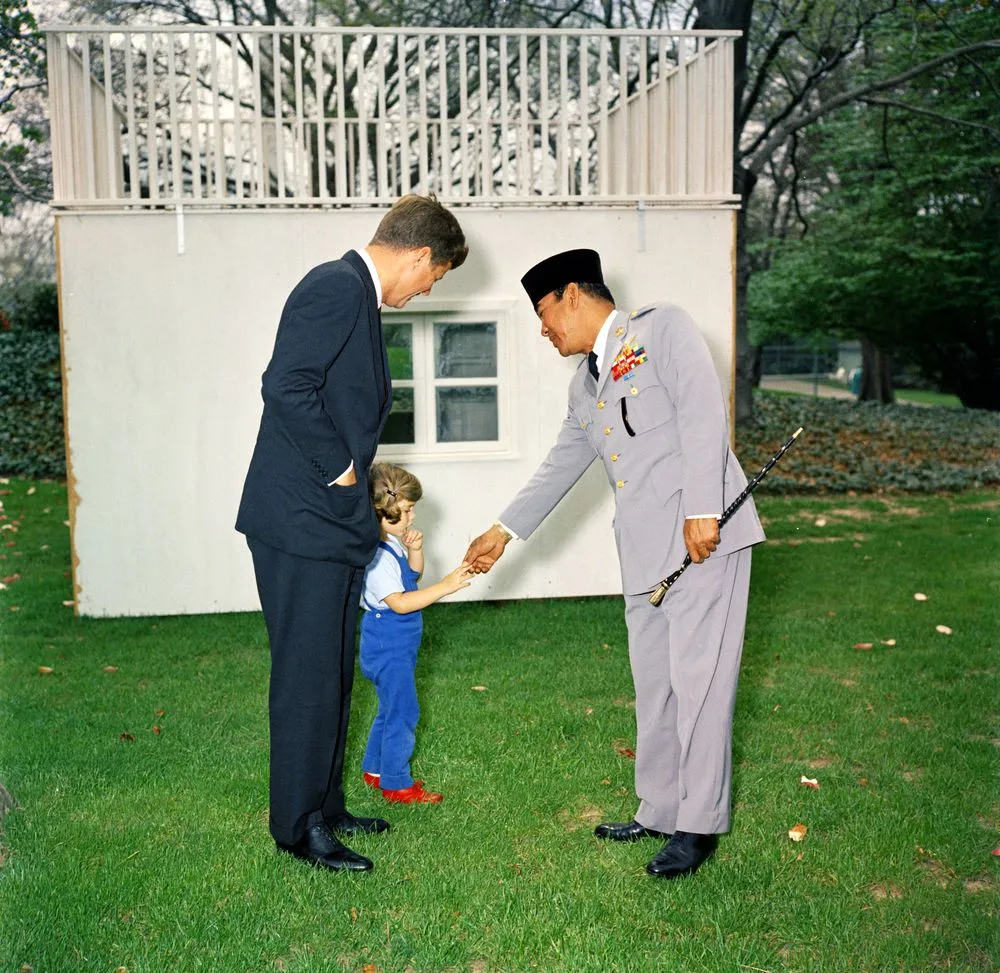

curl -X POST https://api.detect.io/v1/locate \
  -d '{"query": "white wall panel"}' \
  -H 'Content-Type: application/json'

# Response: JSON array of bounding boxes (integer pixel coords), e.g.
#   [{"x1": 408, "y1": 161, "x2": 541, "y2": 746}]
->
[{"x1": 56, "y1": 207, "x2": 735, "y2": 616}]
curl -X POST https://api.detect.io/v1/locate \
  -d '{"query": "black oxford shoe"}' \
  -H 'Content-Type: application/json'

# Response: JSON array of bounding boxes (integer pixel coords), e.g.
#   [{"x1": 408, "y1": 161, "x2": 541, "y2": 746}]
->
[
  {"x1": 594, "y1": 819, "x2": 671, "y2": 842},
  {"x1": 645, "y1": 830, "x2": 718, "y2": 879},
  {"x1": 329, "y1": 812, "x2": 391, "y2": 837},
  {"x1": 277, "y1": 823, "x2": 373, "y2": 872}
]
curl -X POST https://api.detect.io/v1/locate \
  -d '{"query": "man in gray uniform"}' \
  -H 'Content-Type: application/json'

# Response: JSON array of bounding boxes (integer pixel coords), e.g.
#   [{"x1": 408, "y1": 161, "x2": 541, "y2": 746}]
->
[{"x1": 465, "y1": 249, "x2": 764, "y2": 879}]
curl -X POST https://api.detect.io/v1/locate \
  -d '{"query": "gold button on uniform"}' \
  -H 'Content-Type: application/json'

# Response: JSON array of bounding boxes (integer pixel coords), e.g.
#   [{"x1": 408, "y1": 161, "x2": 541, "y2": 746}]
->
[
  {"x1": 616, "y1": 479, "x2": 625, "y2": 489},
  {"x1": 611, "y1": 453, "x2": 619, "y2": 462},
  {"x1": 597, "y1": 400, "x2": 605, "y2": 409},
  {"x1": 630, "y1": 386, "x2": 638, "y2": 396},
  {"x1": 604, "y1": 426, "x2": 612, "y2": 436}
]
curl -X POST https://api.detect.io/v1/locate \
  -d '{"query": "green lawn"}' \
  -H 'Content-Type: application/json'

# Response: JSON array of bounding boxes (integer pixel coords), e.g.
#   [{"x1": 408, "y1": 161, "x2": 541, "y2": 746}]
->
[{"x1": 1, "y1": 481, "x2": 997, "y2": 972}]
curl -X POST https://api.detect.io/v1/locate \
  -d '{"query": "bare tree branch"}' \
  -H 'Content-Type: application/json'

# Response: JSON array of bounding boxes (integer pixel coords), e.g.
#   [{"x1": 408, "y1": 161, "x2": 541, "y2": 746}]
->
[
  {"x1": 860, "y1": 95, "x2": 1000, "y2": 142},
  {"x1": 747, "y1": 38, "x2": 1000, "y2": 174}
]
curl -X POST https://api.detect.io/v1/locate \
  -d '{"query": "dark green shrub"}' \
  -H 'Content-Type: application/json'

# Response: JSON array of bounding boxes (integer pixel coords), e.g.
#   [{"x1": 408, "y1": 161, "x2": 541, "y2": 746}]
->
[{"x1": 0, "y1": 330, "x2": 65, "y2": 478}]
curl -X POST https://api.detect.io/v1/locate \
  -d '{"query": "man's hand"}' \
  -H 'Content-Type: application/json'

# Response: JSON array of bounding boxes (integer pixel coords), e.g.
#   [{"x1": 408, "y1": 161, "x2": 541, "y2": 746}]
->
[
  {"x1": 464, "y1": 524, "x2": 511, "y2": 574},
  {"x1": 683, "y1": 517, "x2": 720, "y2": 564}
]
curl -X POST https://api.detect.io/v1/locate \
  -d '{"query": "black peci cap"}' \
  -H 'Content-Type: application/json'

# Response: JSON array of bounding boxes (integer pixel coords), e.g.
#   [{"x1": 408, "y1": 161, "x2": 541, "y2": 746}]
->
[{"x1": 520, "y1": 248, "x2": 604, "y2": 308}]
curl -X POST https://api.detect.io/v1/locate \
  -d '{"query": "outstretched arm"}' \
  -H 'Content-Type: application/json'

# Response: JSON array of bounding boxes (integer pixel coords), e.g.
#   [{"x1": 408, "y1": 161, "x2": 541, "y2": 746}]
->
[{"x1": 383, "y1": 563, "x2": 473, "y2": 614}]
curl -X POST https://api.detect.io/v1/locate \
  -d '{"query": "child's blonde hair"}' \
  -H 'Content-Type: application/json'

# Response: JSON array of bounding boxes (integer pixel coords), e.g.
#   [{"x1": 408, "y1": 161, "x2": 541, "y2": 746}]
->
[{"x1": 370, "y1": 463, "x2": 423, "y2": 525}]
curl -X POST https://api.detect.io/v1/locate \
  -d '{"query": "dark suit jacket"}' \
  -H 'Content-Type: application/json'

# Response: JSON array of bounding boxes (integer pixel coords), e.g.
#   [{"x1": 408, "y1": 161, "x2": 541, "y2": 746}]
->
[{"x1": 236, "y1": 250, "x2": 391, "y2": 566}]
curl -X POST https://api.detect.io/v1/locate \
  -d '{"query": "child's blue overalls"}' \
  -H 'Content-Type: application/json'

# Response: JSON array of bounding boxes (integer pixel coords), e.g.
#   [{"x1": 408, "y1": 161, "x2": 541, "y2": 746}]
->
[{"x1": 359, "y1": 541, "x2": 424, "y2": 791}]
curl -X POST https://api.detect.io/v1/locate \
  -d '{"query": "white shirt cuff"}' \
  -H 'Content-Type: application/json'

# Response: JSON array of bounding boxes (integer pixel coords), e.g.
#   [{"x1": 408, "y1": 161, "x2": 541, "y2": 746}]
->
[
  {"x1": 328, "y1": 460, "x2": 355, "y2": 487},
  {"x1": 685, "y1": 514, "x2": 720, "y2": 520},
  {"x1": 495, "y1": 520, "x2": 519, "y2": 540}
]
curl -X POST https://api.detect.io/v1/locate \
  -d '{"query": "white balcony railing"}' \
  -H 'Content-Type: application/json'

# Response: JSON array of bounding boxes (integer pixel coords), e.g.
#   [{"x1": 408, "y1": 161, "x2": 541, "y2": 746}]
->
[{"x1": 44, "y1": 25, "x2": 739, "y2": 209}]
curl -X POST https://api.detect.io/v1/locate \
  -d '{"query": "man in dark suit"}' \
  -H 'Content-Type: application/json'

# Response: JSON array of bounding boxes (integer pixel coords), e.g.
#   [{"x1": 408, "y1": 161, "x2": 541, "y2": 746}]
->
[{"x1": 237, "y1": 195, "x2": 468, "y2": 873}]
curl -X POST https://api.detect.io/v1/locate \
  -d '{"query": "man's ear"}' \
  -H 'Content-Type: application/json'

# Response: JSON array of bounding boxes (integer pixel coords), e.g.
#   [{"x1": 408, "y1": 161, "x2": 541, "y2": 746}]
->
[
  {"x1": 413, "y1": 245, "x2": 432, "y2": 268},
  {"x1": 566, "y1": 281, "x2": 580, "y2": 307}
]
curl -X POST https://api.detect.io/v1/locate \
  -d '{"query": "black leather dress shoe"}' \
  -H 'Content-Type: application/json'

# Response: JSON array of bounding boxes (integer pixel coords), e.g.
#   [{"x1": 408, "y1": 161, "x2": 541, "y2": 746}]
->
[
  {"x1": 594, "y1": 819, "x2": 671, "y2": 842},
  {"x1": 329, "y1": 812, "x2": 391, "y2": 836},
  {"x1": 276, "y1": 823, "x2": 373, "y2": 872},
  {"x1": 645, "y1": 830, "x2": 718, "y2": 879}
]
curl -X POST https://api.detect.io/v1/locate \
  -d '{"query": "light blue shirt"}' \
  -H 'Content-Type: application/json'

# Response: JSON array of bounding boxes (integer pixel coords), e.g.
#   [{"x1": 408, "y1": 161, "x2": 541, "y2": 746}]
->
[{"x1": 361, "y1": 535, "x2": 407, "y2": 611}]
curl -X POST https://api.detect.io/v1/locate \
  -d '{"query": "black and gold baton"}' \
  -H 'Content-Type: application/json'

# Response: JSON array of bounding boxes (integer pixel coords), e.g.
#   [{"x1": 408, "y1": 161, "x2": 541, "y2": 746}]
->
[{"x1": 648, "y1": 427, "x2": 804, "y2": 607}]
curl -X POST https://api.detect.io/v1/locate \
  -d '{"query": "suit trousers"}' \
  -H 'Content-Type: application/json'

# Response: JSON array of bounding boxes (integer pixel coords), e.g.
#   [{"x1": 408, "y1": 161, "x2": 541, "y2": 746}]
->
[
  {"x1": 625, "y1": 546, "x2": 752, "y2": 836},
  {"x1": 247, "y1": 537, "x2": 363, "y2": 846}
]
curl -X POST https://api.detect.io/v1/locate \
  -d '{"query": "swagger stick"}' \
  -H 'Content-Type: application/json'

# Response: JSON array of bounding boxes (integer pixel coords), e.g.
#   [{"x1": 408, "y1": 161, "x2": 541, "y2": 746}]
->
[{"x1": 648, "y1": 427, "x2": 804, "y2": 607}]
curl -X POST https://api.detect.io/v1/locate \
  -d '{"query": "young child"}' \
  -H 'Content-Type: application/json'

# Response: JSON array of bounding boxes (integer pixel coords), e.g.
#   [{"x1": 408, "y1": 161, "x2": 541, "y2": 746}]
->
[{"x1": 359, "y1": 463, "x2": 473, "y2": 804}]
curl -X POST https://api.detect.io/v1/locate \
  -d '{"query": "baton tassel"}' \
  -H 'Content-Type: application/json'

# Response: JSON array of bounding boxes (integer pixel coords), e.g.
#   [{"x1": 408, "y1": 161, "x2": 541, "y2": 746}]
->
[{"x1": 648, "y1": 427, "x2": 804, "y2": 607}]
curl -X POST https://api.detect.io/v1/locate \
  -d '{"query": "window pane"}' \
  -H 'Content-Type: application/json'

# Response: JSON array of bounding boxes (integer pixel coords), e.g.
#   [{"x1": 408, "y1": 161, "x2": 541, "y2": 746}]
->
[
  {"x1": 436, "y1": 387, "x2": 498, "y2": 443},
  {"x1": 384, "y1": 321, "x2": 413, "y2": 380},
  {"x1": 434, "y1": 322, "x2": 496, "y2": 379},
  {"x1": 383, "y1": 387, "x2": 415, "y2": 444}
]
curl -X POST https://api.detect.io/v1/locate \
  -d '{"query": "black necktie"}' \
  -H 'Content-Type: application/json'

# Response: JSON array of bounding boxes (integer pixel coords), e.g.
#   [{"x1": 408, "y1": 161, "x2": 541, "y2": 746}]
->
[{"x1": 587, "y1": 351, "x2": 599, "y2": 381}]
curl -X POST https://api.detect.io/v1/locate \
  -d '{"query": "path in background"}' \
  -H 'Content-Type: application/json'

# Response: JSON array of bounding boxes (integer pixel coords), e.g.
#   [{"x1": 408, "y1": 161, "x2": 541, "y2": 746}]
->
[{"x1": 760, "y1": 375, "x2": 856, "y2": 400}]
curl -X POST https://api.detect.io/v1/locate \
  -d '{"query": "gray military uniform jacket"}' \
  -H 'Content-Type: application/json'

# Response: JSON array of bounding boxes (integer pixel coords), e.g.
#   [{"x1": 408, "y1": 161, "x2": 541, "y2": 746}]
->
[{"x1": 500, "y1": 303, "x2": 765, "y2": 595}]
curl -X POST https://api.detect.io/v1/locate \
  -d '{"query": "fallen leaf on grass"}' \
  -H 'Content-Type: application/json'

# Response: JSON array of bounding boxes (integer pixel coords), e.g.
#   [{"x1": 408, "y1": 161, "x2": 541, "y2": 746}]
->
[
  {"x1": 155, "y1": 708, "x2": 167, "y2": 717},
  {"x1": 26, "y1": 487, "x2": 35, "y2": 496},
  {"x1": 935, "y1": 625, "x2": 953, "y2": 635},
  {"x1": 814, "y1": 517, "x2": 827, "y2": 527},
  {"x1": 601, "y1": 778, "x2": 611, "y2": 786},
  {"x1": 152, "y1": 725, "x2": 162, "y2": 735},
  {"x1": 870, "y1": 883, "x2": 903, "y2": 901},
  {"x1": 62, "y1": 600, "x2": 74, "y2": 607},
  {"x1": 788, "y1": 823, "x2": 808, "y2": 842},
  {"x1": 471, "y1": 685, "x2": 487, "y2": 692},
  {"x1": 361, "y1": 963, "x2": 379, "y2": 973},
  {"x1": 615, "y1": 745, "x2": 636, "y2": 759},
  {"x1": 119, "y1": 733, "x2": 135, "y2": 743},
  {"x1": 103, "y1": 666, "x2": 119, "y2": 673},
  {"x1": 1, "y1": 574, "x2": 20, "y2": 584},
  {"x1": 0, "y1": 583, "x2": 5, "y2": 592},
  {"x1": 881, "y1": 639, "x2": 897, "y2": 646},
  {"x1": 992, "y1": 848, "x2": 1000, "y2": 857},
  {"x1": 800, "y1": 776, "x2": 820, "y2": 790},
  {"x1": 38, "y1": 666, "x2": 54, "y2": 675},
  {"x1": 350, "y1": 907, "x2": 358, "y2": 922},
  {"x1": 913, "y1": 592, "x2": 928, "y2": 601},
  {"x1": 853, "y1": 642, "x2": 874, "y2": 650}
]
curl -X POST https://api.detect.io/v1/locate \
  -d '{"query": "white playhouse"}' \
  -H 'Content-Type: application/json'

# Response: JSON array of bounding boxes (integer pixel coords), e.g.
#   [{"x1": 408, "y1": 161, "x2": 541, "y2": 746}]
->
[{"x1": 44, "y1": 24, "x2": 741, "y2": 616}]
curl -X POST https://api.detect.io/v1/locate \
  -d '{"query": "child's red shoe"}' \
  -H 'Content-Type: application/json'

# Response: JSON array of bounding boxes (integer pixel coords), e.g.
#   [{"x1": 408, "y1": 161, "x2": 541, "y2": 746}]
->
[{"x1": 381, "y1": 782, "x2": 442, "y2": 804}]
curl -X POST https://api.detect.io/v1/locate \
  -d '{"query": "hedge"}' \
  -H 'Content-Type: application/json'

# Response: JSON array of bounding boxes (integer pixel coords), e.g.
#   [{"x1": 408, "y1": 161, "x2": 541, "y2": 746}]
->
[
  {"x1": 738, "y1": 390, "x2": 1000, "y2": 494},
  {"x1": 0, "y1": 331, "x2": 64, "y2": 479}
]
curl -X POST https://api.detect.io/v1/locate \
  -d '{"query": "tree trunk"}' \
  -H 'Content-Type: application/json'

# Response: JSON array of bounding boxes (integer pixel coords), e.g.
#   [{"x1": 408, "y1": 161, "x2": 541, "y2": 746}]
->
[
  {"x1": 859, "y1": 336, "x2": 894, "y2": 403},
  {"x1": 734, "y1": 165, "x2": 758, "y2": 426},
  {"x1": 694, "y1": 0, "x2": 757, "y2": 427}
]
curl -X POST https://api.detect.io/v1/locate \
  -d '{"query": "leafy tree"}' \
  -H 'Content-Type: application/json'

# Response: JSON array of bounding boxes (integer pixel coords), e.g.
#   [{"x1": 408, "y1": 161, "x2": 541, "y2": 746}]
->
[
  {"x1": 0, "y1": 0, "x2": 49, "y2": 215},
  {"x1": 748, "y1": 1, "x2": 1000, "y2": 410}
]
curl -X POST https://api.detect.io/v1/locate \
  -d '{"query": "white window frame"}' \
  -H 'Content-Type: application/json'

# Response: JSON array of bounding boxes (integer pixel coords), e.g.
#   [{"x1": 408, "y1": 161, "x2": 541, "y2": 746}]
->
[{"x1": 378, "y1": 298, "x2": 516, "y2": 460}]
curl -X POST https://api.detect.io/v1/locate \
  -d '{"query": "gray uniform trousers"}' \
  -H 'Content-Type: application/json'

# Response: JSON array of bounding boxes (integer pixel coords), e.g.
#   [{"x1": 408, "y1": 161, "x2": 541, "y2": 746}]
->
[{"x1": 627, "y1": 546, "x2": 752, "y2": 835}]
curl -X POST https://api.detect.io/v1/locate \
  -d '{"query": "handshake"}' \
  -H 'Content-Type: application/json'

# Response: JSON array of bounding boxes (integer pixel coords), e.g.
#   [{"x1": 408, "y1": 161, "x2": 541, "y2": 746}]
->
[{"x1": 461, "y1": 523, "x2": 513, "y2": 575}]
